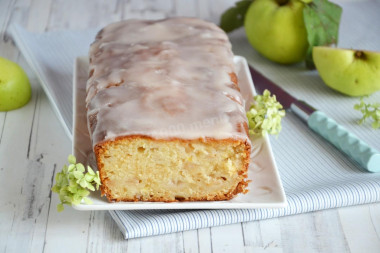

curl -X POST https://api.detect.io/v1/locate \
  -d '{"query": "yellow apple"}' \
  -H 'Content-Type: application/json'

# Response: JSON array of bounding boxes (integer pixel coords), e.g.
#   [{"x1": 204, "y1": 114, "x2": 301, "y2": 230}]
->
[
  {"x1": 244, "y1": 0, "x2": 308, "y2": 64},
  {"x1": 313, "y1": 46, "x2": 380, "y2": 96},
  {"x1": 0, "y1": 57, "x2": 31, "y2": 111}
]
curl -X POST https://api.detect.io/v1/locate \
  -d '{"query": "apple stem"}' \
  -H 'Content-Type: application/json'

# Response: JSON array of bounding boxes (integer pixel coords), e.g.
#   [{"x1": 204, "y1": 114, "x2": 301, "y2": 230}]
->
[
  {"x1": 276, "y1": 0, "x2": 289, "y2": 6},
  {"x1": 354, "y1": 50, "x2": 366, "y2": 60}
]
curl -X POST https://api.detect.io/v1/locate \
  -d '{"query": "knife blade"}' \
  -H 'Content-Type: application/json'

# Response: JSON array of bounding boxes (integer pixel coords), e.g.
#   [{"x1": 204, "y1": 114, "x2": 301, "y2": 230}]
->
[{"x1": 248, "y1": 65, "x2": 380, "y2": 173}]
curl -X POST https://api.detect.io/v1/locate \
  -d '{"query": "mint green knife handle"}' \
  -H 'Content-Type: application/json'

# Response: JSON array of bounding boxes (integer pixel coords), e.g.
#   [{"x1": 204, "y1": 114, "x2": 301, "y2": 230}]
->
[{"x1": 308, "y1": 111, "x2": 380, "y2": 172}]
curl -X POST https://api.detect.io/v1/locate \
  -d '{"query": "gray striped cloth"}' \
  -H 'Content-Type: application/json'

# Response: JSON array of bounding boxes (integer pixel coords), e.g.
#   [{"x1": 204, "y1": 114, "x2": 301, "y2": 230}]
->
[{"x1": 11, "y1": 1, "x2": 380, "y2": 239}]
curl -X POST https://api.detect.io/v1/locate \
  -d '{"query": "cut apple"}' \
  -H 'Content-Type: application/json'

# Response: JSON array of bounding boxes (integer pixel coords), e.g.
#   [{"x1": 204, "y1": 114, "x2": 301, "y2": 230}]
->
[{"x1": 313, "y1": 46, "x2": 380, "y2": 96}]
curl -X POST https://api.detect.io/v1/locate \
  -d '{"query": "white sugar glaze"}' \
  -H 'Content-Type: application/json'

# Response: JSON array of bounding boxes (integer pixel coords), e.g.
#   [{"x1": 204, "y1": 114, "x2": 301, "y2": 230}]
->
[{"x1": 86, "y1": 18, "x2": 251, "y2": 146}]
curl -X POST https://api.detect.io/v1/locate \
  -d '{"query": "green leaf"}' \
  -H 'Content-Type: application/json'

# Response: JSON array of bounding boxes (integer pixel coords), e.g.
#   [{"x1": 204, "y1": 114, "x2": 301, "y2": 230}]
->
[
  {"x1": 87, "y1": 166, "x2": 95, "y2": 175},
  {"x1": 77, "y1": 188, "x2": 90, "y2": 196},
  {"x1": 76, "y1": 163, "x2": 85, "y2": 172},
  {"x1": 67, "y1": 164, "x2": 75, "y2": 172},
  {"x1": 87, "y1": 183, "x2": 95, "y2": 191},
  {"x1": 69, "y1": 178, "x2": 77, "y2": 187},
  {"x1": 67, "y1": 185, "x2": 78, "y2": 193},
  {"x1": 94, "y1": 172, "x2": 101, "y2": 190},
  {"x1": 73, "y1": 170, "x2": 84, "y2": 180},
  {"x1": 57, "y1": 203, "x2": 64, "y2": 212},
  {"x1": 220, "y1": 0, "x2": 252, "y2": 33},
  {"x1": 51, "y1": 185, "x2": 59, "y2": 193},
  {"x1": 68, "y1": 154, "x2": 76, "y2": 164},
  {"x1": 72, "y1": 195, "x2": 82, "y2": 205},
  {"x1": 62, "y1": 165, "x2": 68, "y2": 174},
  {"x1": 79, "y1": 178, "x2": 88, "y2": 188},
  {"x1": 303, "y1": 0, "x2": 342, "y2": 69},
  {"x1": 84, "y1": 173, "x2": 95, "y2": 182}
]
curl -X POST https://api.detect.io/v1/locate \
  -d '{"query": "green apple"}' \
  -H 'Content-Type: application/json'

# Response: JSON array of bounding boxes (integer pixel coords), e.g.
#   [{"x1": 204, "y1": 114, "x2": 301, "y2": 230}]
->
[
  {"x1": 0, "y1": 57, "x2": 31, "y2": 111},
  {"x1": 313, "y1": 46, "x2": 380, "y2": 96},
  {"x1": 244, "y1": 0, "x2": 308, "y2": 64}
]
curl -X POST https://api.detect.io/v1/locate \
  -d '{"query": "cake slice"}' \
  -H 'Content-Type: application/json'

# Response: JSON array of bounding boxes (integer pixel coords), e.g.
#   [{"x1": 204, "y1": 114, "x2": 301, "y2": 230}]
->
[{"x1": 86, "y1": 18, "x2": 251, "y2": 202}]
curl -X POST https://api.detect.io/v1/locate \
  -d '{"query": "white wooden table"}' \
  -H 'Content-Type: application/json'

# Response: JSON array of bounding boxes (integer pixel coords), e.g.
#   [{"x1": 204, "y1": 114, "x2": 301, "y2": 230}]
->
[{"x1": 1, "y1": 0, "x2": 380, "y2": 252}]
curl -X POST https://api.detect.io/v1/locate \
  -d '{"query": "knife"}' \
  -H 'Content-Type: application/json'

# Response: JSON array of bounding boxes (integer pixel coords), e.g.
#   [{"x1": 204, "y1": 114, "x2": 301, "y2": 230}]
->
[{"x1": 248, "y1": 65, "x2": 380, "y2": 173}]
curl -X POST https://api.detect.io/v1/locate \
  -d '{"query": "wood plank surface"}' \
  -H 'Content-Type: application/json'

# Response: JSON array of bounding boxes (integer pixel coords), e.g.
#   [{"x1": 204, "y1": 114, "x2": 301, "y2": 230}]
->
[{"x1": 0, "y1": 0, "x2": 380, "y2": 253}]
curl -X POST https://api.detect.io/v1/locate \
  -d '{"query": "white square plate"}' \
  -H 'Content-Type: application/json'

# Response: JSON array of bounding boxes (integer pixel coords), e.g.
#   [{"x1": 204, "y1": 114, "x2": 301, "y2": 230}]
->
[{"x1": 72, "y1": 55, "x2": 286, "y2": 210}]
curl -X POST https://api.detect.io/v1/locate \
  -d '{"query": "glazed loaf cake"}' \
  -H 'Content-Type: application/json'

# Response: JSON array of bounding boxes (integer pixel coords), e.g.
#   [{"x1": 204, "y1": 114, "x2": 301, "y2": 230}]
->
[{"x1": 86, "y1": 18, "x2": 251, "y2": 202}]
